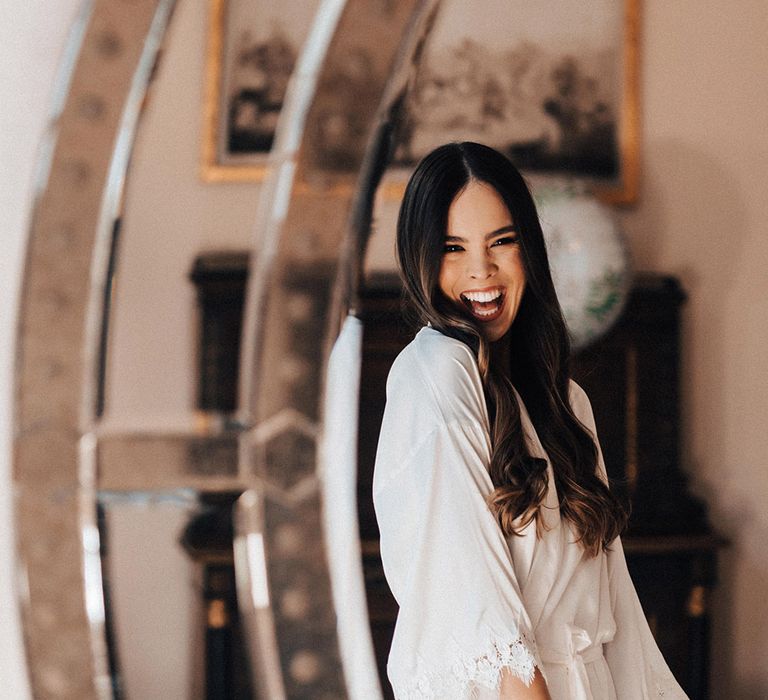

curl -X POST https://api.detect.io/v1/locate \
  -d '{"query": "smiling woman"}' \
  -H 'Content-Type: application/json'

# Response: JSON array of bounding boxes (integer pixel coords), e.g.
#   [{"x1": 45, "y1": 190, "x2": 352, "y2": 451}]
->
[{"x1": 373, "y1": 142, "x2": 687, "y2": 699}]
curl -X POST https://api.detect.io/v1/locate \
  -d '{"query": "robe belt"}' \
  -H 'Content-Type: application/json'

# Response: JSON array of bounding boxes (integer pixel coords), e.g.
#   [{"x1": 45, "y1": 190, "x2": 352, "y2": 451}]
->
[{"x1": 539, "y1": 626, "x2": 604, "y2": 700}]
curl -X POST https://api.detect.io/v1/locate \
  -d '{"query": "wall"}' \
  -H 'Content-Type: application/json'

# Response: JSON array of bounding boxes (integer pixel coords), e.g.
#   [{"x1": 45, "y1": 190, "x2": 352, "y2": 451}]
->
[
  {"x1": 1, "y1": 0, "x2": 767, "y2": 697},
  {"x1": 618, "y1": 2, "x2": 768, "y2": 695}
]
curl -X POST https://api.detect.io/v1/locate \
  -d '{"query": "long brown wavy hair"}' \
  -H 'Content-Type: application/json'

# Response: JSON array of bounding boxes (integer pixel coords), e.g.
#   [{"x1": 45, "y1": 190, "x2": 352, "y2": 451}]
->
[{"x1": 396, "y1": 142, "x2": 628, "y2": 555}]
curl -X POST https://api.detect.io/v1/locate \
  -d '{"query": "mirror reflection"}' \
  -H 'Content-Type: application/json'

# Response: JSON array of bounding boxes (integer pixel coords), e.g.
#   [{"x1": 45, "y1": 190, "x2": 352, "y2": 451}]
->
[
  {"x1": 97, "y1": 0, "x2": 255, "y2": 695},
  {"x1": 8, "y1": 0, "x2": 745, "y2": 698}
]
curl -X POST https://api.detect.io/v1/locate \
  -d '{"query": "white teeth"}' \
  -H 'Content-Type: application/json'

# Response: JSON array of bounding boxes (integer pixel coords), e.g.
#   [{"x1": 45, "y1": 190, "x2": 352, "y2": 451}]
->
[
  {"x1": 462, "y1": 289, "x2": 502, "y2": 303},
  {"x1": 474, "y1": 307, "x2": 498, "y2": 317}
]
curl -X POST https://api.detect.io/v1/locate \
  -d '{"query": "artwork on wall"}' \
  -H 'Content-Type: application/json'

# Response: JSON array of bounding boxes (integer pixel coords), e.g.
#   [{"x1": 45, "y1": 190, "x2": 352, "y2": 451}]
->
[
  {"x1": 201, "y1": 0, "x2": 319, "y2": 182},
  {"x1": 387, "y1": 0, "x2": 640, "y2": 204},
  {"x1": 202, "y1": 0, "x2": 640, "y2": 203}
]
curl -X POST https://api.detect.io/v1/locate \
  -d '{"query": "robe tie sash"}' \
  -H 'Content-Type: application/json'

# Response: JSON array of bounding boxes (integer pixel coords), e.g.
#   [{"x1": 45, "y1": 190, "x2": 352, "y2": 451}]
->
[{"x1": 539, "y1": 625, "x2": 603, "y2": 700}]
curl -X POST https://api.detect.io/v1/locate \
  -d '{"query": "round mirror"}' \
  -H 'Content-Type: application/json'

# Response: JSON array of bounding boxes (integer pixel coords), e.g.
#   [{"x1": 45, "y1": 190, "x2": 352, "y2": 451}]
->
[{"x1": 13, "y1": 0, "x2": 439, "y2": 697}]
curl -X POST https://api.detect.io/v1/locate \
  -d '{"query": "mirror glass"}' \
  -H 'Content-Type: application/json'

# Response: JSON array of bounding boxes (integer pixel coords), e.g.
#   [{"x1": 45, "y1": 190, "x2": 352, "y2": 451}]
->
[
  {"x1": 93, "y1": 0, "x2": 414, "y2": 694},
  {"x1": 97, "y1": 1, "x2": 258, "y2": 695}
]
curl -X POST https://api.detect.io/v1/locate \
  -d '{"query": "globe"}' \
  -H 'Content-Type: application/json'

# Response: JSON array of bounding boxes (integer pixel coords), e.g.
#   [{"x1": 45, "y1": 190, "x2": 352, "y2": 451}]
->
[{"x1": 532, "y1": 181, "x2": 632, "y2": 350}]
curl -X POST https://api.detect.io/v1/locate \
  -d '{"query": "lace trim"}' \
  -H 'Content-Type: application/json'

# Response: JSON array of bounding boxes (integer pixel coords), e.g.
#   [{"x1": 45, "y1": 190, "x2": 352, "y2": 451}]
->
[
  {"x1": 654, "y1": 670, "x2": 686, "y2": 697},
  {"x1": 395, "y1": 634, "x2": 539, "y2": 700}
]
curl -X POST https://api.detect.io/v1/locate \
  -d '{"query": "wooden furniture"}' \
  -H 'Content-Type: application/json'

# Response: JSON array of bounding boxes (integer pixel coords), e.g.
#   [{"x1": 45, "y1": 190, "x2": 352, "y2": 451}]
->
[
  {"x1": 187, "y1": 255, "x2": 252, "y2": 699},
  {"x1": 357, "y1": 272, "x2": 723, "y2": 700},
  {"x1": 180, "y1": 492, "x2": 254, "y2": 700},
  {"x1": 190, "y1": 252, "x2": 249, "y2": 414}
]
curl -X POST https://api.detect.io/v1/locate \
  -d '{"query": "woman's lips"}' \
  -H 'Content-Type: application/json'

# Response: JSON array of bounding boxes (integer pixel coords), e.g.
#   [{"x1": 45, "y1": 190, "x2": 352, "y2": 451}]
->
[{"x1": 459, "y1": 288, "x2": 506, "y2": 322}]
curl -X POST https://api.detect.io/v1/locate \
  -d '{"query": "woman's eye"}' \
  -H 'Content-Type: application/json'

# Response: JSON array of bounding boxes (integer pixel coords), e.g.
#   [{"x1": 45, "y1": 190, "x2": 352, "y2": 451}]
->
[
  {"x1": 443, "y1": 244, "x2": 464, "y2": 253},
  {"x1": 491, "y1": 235, "x2": 519, "y2": 247}
]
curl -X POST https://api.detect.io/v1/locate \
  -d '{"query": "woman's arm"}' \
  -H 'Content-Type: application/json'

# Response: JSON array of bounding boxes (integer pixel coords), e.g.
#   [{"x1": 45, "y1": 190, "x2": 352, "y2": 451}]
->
[
  {"x1": 374, "y1": 334, "x2": 543, "y2": 698},
  {"x1": 499, "y1": 667, "x2": 551, "y2": 700}
]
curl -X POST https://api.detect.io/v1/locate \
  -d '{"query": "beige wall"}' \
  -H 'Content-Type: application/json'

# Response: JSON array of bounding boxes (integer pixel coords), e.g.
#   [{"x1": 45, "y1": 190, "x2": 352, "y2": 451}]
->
[
  {"x1": 618, "y1": 2, "x2": 768, "y2": 696},
  {"x1": 1, "y1": 0, "x2": 767, "y2": 696}
]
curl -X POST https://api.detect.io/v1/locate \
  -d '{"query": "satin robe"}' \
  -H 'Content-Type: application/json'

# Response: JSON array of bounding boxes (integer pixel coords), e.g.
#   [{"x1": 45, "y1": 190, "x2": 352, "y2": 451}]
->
[{"x1": 372, "y1": 328, "x2": 687, "y2": 700}]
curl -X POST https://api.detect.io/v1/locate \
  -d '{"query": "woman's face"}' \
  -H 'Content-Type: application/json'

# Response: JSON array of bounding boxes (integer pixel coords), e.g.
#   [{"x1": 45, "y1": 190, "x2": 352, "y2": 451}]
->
[{"x1": 438, "y1": 180, "x2": 527, "y2": 342}]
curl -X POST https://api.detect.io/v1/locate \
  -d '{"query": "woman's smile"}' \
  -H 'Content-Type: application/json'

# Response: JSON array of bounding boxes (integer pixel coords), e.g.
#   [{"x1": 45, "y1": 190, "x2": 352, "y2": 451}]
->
[{"x1": 459, "y1": 286, "x2": 506, "y2": 321}]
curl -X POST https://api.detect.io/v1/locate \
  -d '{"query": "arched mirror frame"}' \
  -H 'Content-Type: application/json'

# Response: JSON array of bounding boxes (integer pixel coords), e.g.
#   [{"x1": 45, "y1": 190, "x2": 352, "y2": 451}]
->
[{"x1": 12, "y1": 0, "x2": 440, "y2": 697}]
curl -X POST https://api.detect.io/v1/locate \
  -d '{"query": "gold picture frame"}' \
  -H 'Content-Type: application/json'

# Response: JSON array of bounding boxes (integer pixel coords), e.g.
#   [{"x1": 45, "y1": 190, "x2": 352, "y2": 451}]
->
[
  {"x1": 200, "y1": 0, "x2": 319, "y2": 182},
  {"x1": 606, "y1": 0, "x2": 641, "y2": 205},
  {"x1": 381, "y1": 0, "x2": 641, "y2": 205},
  {"x1": 202, "y1": 0, "x2": 641, "y2": 204}
]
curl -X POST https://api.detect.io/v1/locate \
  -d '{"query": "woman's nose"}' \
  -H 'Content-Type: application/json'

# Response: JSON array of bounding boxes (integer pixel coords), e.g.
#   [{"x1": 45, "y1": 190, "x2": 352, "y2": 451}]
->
[{"x1": 468, "y1": 249, "x2": 496, "y2": 279}]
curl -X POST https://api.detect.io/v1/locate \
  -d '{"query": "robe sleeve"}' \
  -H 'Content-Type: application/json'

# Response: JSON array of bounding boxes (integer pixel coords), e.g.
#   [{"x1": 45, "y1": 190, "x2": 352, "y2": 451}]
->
[
  {"x1": 570, "y1": 381, "x2": 689, "y2": 699},
  {"x1": 373, "y1": 333, "x2": 541, "y2": 700}
]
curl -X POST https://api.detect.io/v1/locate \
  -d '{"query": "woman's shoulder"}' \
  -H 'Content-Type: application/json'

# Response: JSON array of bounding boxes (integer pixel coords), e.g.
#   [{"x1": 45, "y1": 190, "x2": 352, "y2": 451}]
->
[
  {"x1": 390, "y1": 327, "x2": 479, "y2": 388},
  {"x1": 386, "y1": 327, "x2": 487, "y2": 423}
]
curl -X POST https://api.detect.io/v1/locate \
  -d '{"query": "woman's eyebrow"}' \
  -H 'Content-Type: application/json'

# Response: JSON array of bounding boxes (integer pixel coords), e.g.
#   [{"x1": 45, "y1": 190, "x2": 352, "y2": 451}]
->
[{"x1": 445, "y1": 225, "x2": 517, "y2": 242}]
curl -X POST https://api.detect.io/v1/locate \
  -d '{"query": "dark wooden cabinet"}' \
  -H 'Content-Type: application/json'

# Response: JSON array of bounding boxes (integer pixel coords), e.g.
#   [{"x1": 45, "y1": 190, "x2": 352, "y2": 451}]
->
[
  {"x1": 188, "y1": 254, "x2": 252, "y2": 699},
  {"x1": 190, "y1": 252, "x2": 249, "y2": 414},
  {"x1": 357, "y1": 272, "x2": 723, "y2": 700}
]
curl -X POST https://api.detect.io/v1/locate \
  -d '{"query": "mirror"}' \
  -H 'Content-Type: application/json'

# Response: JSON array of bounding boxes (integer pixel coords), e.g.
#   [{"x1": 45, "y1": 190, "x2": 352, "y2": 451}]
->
[
  {"x1": 14, "y1": 0, "x2": 736, "y2": 698},
  {"x1": 13, "y1": 0, "x2": 439, "y2": 697}
]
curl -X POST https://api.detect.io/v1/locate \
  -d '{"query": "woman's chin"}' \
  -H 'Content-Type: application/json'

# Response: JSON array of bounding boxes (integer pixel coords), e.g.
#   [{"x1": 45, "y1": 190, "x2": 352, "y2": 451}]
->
[{"x1": 479, "y1": 309, "x2": 518, "y2": 342}]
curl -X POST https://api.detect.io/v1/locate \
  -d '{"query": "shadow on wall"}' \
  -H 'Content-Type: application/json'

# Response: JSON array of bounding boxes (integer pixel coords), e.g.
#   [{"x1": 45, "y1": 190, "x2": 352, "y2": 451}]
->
[{"x1": 621, "y1": 138, "x2": 766, "y2": 699}]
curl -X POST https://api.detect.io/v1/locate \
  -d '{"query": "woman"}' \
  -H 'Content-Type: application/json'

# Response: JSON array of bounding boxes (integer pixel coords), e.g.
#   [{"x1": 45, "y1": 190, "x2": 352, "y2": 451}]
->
[{"x1": 372, "y1": 143, "x2": 687, "y2": 700}]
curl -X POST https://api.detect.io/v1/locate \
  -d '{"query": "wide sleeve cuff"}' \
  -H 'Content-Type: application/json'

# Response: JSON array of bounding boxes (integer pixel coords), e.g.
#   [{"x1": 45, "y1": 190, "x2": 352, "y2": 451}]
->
[{"x1": 396, "y1": 631, "x2": 539, "y2": 700}]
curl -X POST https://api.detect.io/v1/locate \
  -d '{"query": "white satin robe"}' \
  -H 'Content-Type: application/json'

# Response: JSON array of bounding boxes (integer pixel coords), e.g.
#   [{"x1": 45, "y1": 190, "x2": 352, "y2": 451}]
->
[{"x1": 372, "y1": 328, "x2": 687, "y2": 700}]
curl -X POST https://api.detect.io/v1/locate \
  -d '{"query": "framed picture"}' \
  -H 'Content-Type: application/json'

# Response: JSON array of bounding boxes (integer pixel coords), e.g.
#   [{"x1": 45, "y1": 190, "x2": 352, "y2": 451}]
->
[
  {"x1": 387, "y1": 0, "x2": 641, "y2": 204},
  {"x1": 202, "y1": 0, "x2": 640, "y2": 203},
  {"x1": 201, "y1": 0, "x2": 319, "y2": 182}
]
